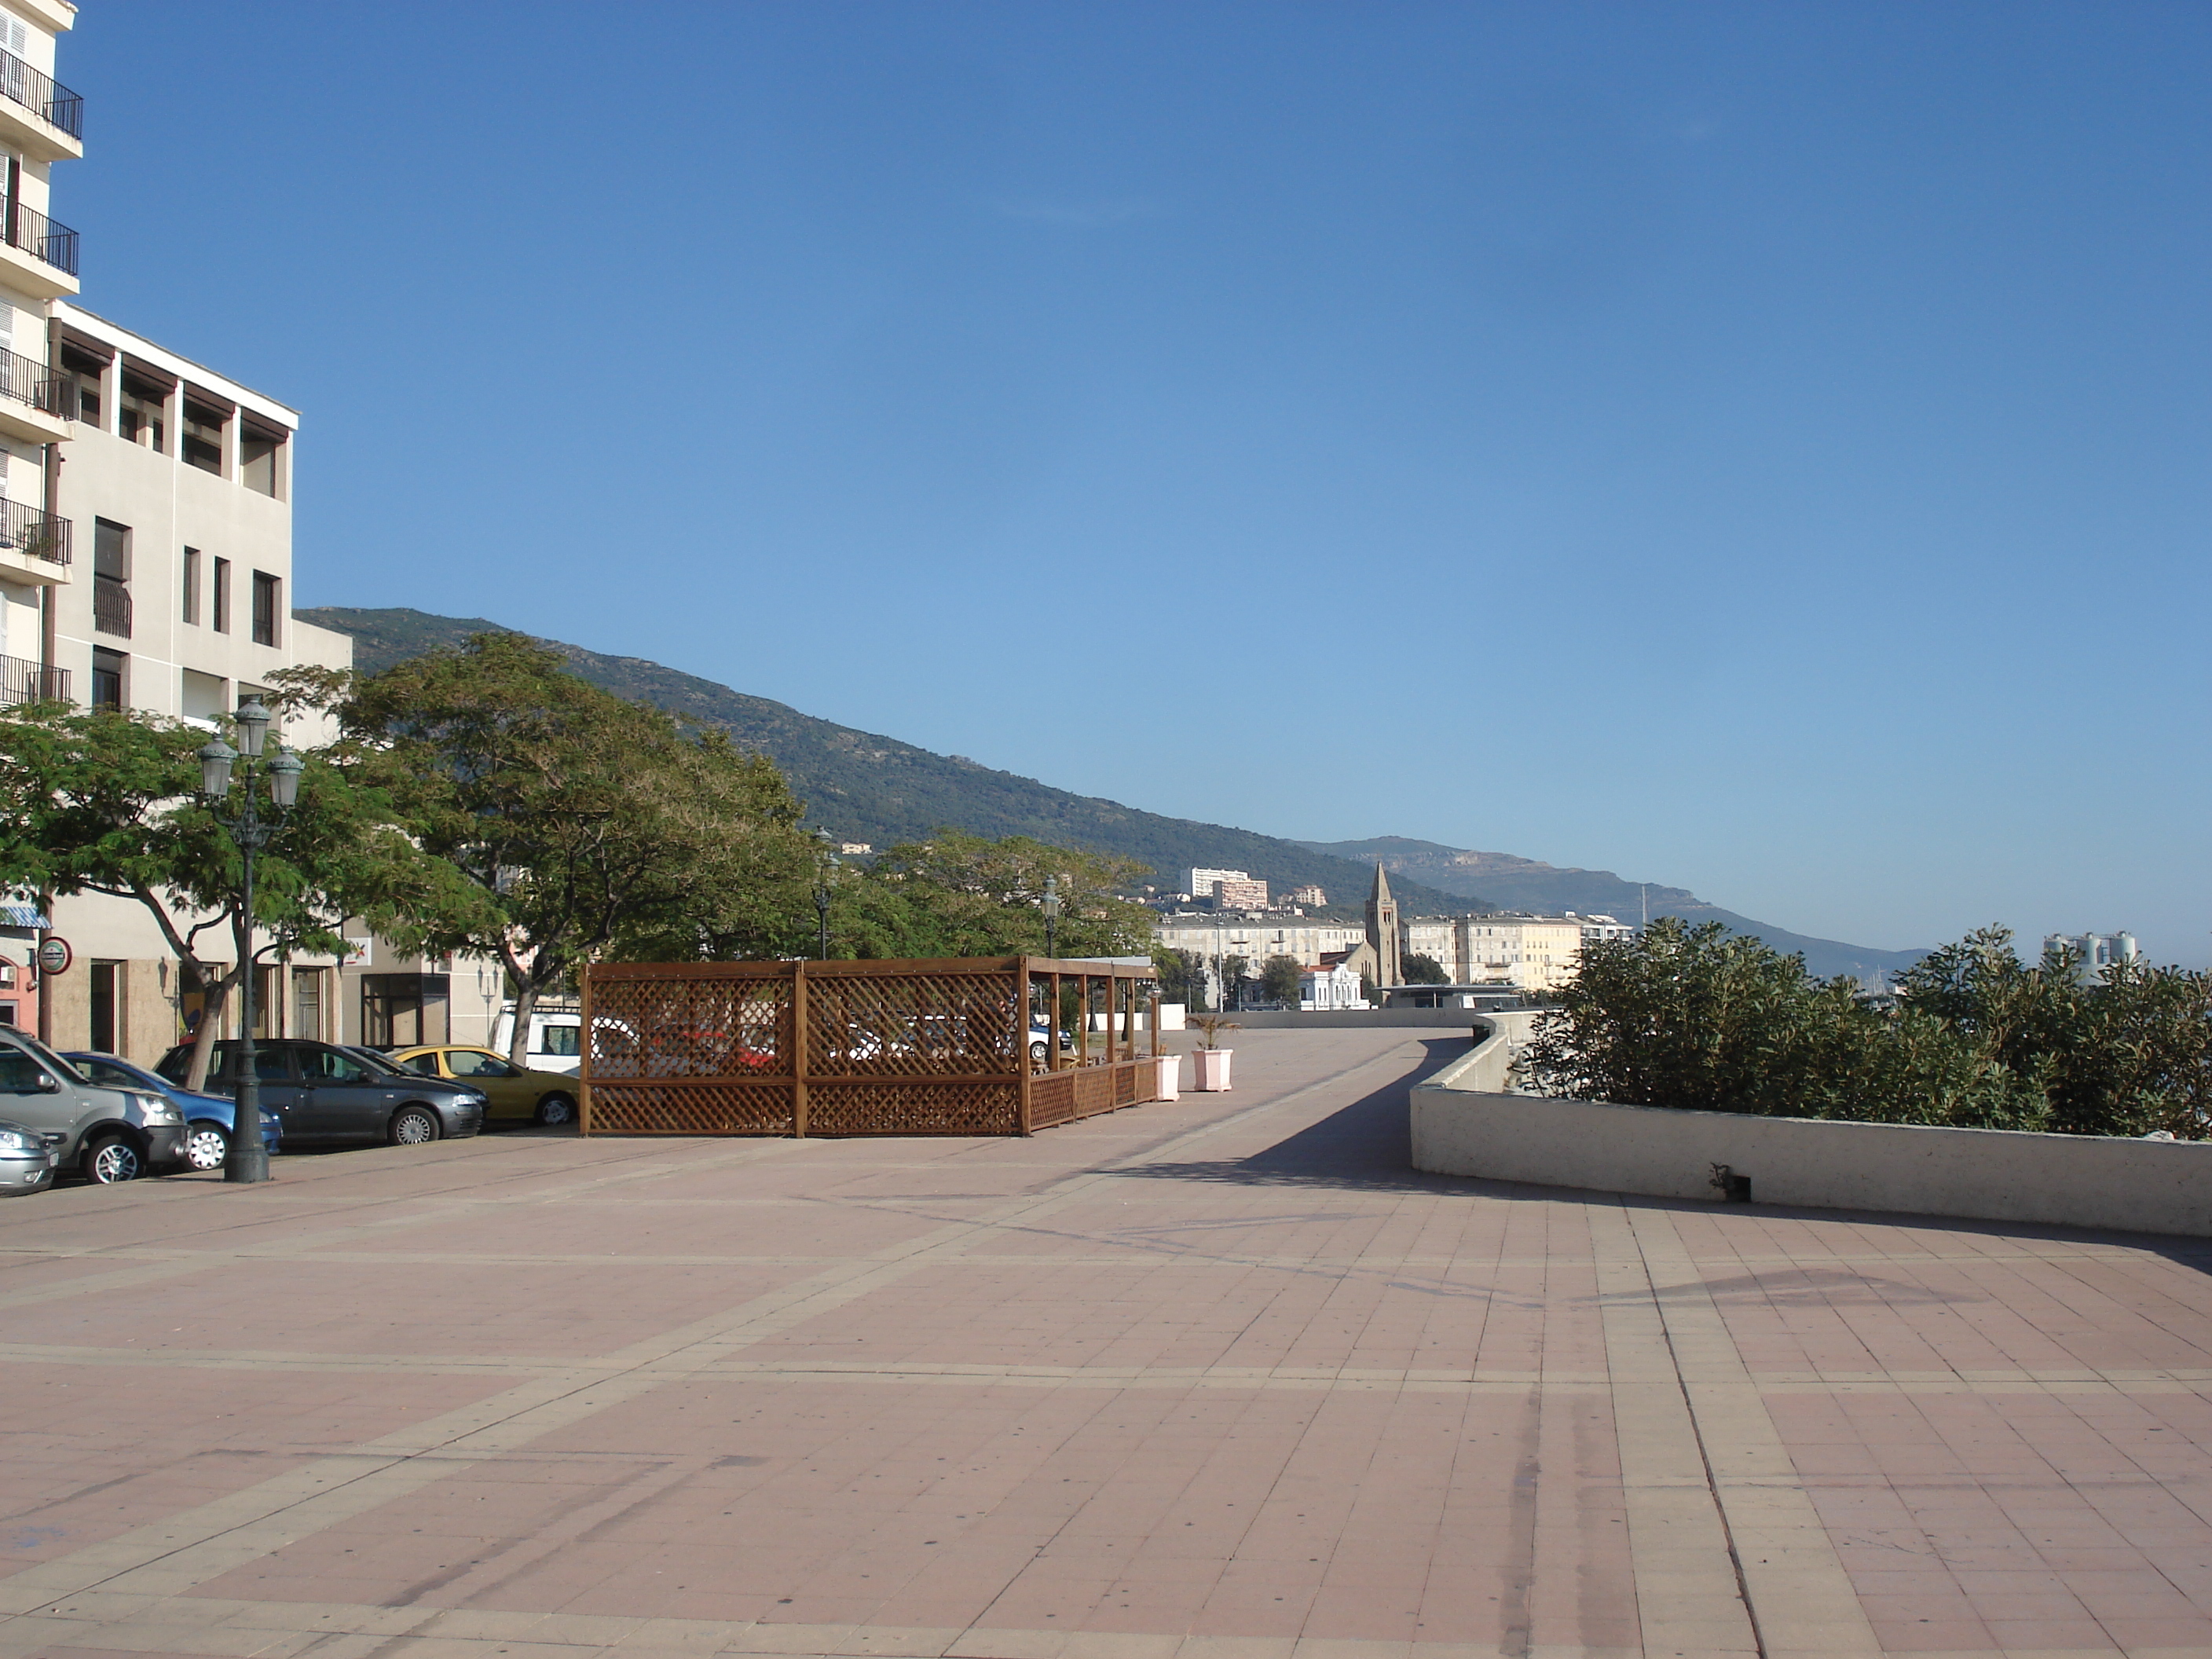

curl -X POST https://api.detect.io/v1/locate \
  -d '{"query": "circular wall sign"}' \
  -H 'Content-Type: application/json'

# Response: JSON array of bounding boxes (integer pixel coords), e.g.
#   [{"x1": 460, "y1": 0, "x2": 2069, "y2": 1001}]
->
[{"x1": 35, "y1": 937, "x2": 71, "y2": 976}]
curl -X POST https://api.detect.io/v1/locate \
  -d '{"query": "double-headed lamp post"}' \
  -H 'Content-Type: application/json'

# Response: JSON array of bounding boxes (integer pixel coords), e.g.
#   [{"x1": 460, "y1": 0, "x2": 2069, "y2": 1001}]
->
[
  {"x1": 1042, "y1": 874, "x2": 1061, "y2": 961},
  {"x1": 197, "y1": 697, "x2": 302, "y2": 1185}
]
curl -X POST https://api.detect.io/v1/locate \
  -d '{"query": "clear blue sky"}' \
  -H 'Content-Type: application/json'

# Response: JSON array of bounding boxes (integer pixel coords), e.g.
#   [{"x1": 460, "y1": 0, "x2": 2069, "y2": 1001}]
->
[{"x1": 64, "y1": 2, "x2": 2212, "y2": 962}]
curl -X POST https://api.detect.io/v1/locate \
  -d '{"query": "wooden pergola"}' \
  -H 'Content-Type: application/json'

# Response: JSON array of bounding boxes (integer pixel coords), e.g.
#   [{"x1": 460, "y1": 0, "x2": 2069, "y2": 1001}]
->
[{"x1": 580, "y1": 957, "x2": 1163, "y2": 1137}]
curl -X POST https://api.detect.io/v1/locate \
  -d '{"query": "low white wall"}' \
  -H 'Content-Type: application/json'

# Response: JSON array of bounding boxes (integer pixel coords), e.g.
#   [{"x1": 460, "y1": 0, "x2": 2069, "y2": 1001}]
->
[{"x1": 1411, "y1": 1050, "x2": 2212, "y2": 1236}]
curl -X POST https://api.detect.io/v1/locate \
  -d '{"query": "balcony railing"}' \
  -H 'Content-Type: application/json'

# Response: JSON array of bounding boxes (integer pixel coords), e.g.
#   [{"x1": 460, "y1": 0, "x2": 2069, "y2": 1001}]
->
[
  {"x1": 93, "y1": 573, "x2": 130, "y2": 638},
  {"x1": 0, "y1": 49, "x2": 80, "y2": 141},
  {"x1": 0, "y1": 496, "x2": 69, "y2": 564},
  {"x1": 0, "y1": 651, "x2": 67, "y2": 705},
  {"x1": 0, "y1": 342, "x2": 64, "y2": 416},
  {"x1": 0, "y1": 194, "x2": 75, "y2": 276}
]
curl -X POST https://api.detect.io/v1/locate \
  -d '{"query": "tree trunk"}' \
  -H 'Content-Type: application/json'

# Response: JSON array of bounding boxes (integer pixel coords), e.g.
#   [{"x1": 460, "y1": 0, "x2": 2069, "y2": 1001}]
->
[
  {"x1": 507, "y1": 976, "x2": 540, "y2": 1068},
  {"x1": 183, "y1": 965, "x2": 235, "y2": 1092}
]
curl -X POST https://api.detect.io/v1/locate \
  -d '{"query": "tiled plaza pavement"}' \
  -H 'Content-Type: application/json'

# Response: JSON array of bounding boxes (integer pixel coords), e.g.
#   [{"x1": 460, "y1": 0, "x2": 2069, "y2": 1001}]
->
[{"x1": 2, "y1": 1028, "x2": 2211, "y2": 1659}]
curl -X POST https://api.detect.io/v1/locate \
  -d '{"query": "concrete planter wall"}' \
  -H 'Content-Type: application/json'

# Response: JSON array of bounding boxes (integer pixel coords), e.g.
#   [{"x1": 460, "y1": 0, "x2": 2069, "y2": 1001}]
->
[
  {"x1": 1155, "y1": 1054, "x2": 1181, "y2": 1102},
  {"x1": 1191, "y1": 1049, "x2": 1233, "y2": 1091},
  {"x1": 1409, "y1": 1037, "x2": 2212, "y2": 1236}
]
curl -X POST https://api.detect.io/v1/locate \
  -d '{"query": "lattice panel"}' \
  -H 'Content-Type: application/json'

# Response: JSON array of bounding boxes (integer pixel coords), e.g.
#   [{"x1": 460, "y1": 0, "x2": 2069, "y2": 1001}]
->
[
  {"x1": 588, "y1": 977, "x2": 789, "y2": 1079},
  {"x1": 807, "y1": 974, "x2": 1020, "y2": 1078},
  {"x1": 806, "y1": 1080, "x2": 1019, "y2": 1137},
  {"x1": 588, "y1": 1082, "x2": 796, "y2": 1135},
  {"x1": 1030, "y1": 1072, "x2": 1076, "y2": 1129}
]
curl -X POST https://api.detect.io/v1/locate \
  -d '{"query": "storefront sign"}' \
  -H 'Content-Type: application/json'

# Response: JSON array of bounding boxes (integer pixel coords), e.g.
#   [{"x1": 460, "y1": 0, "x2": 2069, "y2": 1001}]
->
[{"x1": 35, "y1": 937, "x2": 71, "y2": 976}]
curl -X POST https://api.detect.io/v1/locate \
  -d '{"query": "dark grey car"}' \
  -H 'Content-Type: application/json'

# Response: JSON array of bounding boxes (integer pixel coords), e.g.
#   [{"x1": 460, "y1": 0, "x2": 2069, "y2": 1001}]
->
[
  {"x1": 156, "y1": 1039, "x2": 486, "y2": 1146},
  {"x1": 0, "y1": 1029, "x2": 187, "y2": 1182}
]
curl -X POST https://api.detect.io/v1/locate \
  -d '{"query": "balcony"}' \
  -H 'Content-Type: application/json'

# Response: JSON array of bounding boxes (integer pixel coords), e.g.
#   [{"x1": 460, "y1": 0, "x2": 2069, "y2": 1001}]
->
[
  {"x1": 0, "y1": 49, "x2": 81, "y2": 161},
  {"x1": 93, "y1": 573, "x2": 130, "y2": 638},
  {"x1": 0, "y1": 495, "x2": 69, "y2": 586},
  {"x1": 0, "y1": 342, "x2": 66, "y2": 442},
  {"x1": 0, "y1": 194, "x2": 75, "y2": 297},
  {"x1": 0, "y1": 650, "x2": 67, "y2": 705}
]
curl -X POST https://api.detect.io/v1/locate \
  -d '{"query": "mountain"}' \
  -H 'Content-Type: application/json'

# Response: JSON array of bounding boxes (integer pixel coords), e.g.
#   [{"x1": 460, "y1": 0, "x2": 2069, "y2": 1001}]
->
[
  {"x1": 1302, "y1": 836, "x2": 1926, "y2": 982},
  {"x1": 295, "y1": 607, "x2": 1486, "y2": 920}
]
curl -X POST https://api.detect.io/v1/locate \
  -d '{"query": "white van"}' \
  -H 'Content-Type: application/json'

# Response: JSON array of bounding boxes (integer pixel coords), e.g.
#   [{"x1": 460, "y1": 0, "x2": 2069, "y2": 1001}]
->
[{"x1": 489, "y1": 1005, "x2": 583, "y2": 1075}]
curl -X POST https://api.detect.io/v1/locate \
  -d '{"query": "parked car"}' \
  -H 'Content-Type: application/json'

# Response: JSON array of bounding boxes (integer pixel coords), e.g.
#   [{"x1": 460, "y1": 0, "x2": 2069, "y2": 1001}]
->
[
  {"x1": 491, "y1": 1005, "x2": 583, "y2": 1075},
  {"x1": 386, "y1": 1046, "x2": 580, "y2": 1126},
  {"x1": 154, "y1": 1039, "x2": 487, "y2": 1146},
  {"x1": 0, "y1": 1027, "x2": 186, "y2": 1182},
  {"x1": 0, "y1": 1115, "x2": 60, "y2": 1196},
  {"x1": 64, "y1": 1052, "x2": 281, "y2": 1173}
]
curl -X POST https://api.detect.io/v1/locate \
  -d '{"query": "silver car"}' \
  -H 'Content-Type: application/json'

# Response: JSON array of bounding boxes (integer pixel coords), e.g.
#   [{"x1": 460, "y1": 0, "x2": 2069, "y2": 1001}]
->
[
  {"x1": 0, "y1": 1030, "x2": 187, "y2": 1183},
  {"x1": 0, "y1": 1115, "x2": 59, "y2": 1196}
]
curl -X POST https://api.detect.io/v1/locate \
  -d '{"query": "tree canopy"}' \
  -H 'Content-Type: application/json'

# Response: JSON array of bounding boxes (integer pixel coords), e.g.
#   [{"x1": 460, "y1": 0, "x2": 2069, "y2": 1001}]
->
[
  {"x1": 1518, "y1": 918, "x2": 2211, "y2": 1137},
  {"x1": 833, "y1": 830, "x2": 1153, "y2": 961}
]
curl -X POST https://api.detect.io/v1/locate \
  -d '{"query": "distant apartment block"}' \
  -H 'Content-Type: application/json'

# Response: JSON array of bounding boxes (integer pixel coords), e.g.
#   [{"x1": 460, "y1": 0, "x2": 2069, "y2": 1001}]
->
[
  {"x1": 2045, "y1": 931, "x2": 2138, "y2": 983},
  {"x1": 1211, "y1": 877, "x2": 1269, "y2": 910},
  {"x1": 1289, "y1": 884, "x2": 1328, "y2": 908},
  {"x1": 1401, "y1": 914, "x2": 1586, "y2": 993},
  {"x1": 1153, "y1": 918, "x2": 1368, "y2": 972},
  {"x1": 1571, "y1": 913, "x2": 1636, "y2": 945},
  {"x1": 1183, "y1": 867, "x2": 1249, "y2": 899}
]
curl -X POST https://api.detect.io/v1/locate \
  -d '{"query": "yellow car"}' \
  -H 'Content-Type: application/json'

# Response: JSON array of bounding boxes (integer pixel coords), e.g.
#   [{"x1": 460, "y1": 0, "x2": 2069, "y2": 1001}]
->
[{"x1": 386, "y1": 1046, "x2": 579, "y2": 1126}]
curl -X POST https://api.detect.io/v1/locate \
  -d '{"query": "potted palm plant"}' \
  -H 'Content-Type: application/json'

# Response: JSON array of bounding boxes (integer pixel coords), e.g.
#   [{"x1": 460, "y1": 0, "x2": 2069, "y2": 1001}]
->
[{"x1": 1189, "y1": 1015, "x2": 1238, "y2": 1091}]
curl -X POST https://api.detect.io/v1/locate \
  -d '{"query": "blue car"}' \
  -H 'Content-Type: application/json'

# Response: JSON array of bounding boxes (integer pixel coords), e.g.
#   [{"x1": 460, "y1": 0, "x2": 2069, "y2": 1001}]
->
[{"x1": 64, "y1": 1052, "x2": 281, "y2": 1173}]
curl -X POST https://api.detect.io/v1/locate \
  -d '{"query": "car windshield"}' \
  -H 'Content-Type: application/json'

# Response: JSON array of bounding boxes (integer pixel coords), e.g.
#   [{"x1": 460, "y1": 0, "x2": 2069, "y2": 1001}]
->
[{"x1": 68, "y1": 1054, "x2": 159, "y2": 1090}]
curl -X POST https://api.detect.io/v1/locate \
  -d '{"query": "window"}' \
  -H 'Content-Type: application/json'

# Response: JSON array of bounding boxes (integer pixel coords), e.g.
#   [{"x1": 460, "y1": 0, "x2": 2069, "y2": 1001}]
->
[
  {"x1": 305, "y1": 1046, "x2": 370, "y2": 1084},
  {"x1": 181, "y1": 547, "x2": 200, "y2": 624},
  {"x1": 60, "y1": 342, "x2": 104, "y2": 427},
  {"x1": 448, "y1": 1050, "x2": 520, "y2": 1079},
  {"x1": 291, "y1": 968, "x2": 322, "y2": 1040},
  {"x1": 117, "y1": 368, "x2": 169, "y2": 452},
  {"x1": 240, "y1": 421, "x2": 284, "y2": 498},
  {"x1": 401, "y1": 1053, "x2": 444, "y2": 1077},
  {"x1": 0, "y1": 1046, "x2": 48, "y2": 1091},
  {"x1": 181, "y1": 399, "x2": 226, "y2": 475},
  {"x1": 93, "y1": 519, "x2": 131, "y2": 639},
  {"x1": 251, "y1": 570, "x2": 280, "y2": 646},
  {"x1": 212, "y1": 557, "x2": 230, "y2": 632},
  {"x1": 90, "y1": 646, "x2": 123, "y2": 709},
  {"x1": 90, "y1": 960, "x2": 118, "y2": 1053}
]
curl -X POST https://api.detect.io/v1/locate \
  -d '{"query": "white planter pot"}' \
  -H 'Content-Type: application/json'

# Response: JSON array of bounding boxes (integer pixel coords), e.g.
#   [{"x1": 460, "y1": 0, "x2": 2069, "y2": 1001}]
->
[
  {"x1": 1155, "y1": 1054, "x2": 1181, "y2": 1102},
  {"x1": 1192, "y1": 1048, "x2": 1233, "y2": 1091}
]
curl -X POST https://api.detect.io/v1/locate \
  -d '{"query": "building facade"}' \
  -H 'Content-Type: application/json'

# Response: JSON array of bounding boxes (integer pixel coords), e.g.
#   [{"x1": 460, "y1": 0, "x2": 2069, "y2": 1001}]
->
[
  {"x1": 1153, "y1": 917, "x2": 1370, "y2": 970},
  {"x1": 1299, "y1": 960, "x2": 1364, "y2": 1011},
  {"x1": 1364, "y1": 864, "x2": 1401, "y2": 985},
  {"x1": 2044, "y1": 931, "x2": 2138, "y2": 984}
]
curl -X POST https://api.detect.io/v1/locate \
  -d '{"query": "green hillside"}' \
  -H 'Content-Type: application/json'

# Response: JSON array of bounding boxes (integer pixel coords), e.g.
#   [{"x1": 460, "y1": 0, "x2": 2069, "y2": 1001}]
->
[{"x1": 297, "y1": 607, "x2": 1485, "y2": 918}]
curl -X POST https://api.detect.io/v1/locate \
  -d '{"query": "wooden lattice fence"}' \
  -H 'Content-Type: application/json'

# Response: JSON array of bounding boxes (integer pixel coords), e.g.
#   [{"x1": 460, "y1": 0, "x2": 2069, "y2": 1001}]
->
[{"x1": 580, "y1": 957, "x2": 1162, "y2": 1137}]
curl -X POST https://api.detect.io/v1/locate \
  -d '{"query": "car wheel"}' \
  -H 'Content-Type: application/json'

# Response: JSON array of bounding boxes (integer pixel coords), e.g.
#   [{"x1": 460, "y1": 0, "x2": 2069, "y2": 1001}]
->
[
  {"x1": 182, "y1": 1125, "x2": 229, "y2": 1172},
  {"x1": 83, "y1": 1133, "x2": 144, "y2": 1184},
  {"x1": 535, "y1": 1093, "x2": 576, "y2": 1126},
  {"x1": 1030, "y1": 1041, "x2": 1048, "y2": 1065},
  {"x1": 389, "y1": 1107, "x2": 441, "y2": 1146}
]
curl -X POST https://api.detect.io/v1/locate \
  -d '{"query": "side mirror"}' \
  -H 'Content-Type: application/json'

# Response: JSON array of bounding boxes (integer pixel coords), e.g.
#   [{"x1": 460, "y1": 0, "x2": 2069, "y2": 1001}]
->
[{"x1": 34, "y1": 1071, "x2": 59, "y2": 1093}]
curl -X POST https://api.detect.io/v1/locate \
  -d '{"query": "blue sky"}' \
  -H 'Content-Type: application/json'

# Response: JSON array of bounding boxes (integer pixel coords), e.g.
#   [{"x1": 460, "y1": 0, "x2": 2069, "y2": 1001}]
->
[{"x1": 63, "y1": 2, "x2": 2212, "y2": 961}]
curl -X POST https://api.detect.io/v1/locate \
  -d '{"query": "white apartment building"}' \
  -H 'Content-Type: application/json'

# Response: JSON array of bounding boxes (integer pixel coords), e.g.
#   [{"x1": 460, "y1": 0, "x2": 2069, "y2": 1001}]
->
[
  {"x1": 1182, "y1": 868, "x2": 1249, "y2": 899},
  {"x1": 1153, "y1": 917, "x2": 1368, "y2": 972},
  {"x1": 0, "y1": 6, "x2": 412, "y2": 1063},
  {"x1": 1401, "y1": 914, "x2": 1587, "y2": 992}
]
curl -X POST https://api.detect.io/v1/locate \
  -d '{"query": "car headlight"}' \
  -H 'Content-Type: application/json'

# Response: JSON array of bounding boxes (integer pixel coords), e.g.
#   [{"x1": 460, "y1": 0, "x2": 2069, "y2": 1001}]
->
[
  {"x1": 458, "y1": 1091, "x2": 488, "y2": 1107},
  {"x1": 0, "y1": 1129, "x2": 35, "y2": 1152},
  {"x1": 137, "y1": 1095, "x2": 181, "y2": 1122}
]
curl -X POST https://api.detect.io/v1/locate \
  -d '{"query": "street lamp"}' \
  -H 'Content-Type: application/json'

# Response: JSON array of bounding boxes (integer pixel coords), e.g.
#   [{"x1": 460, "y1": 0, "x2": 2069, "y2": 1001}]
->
[
  {"x1": 1042, "y1": 874, "x2": 1061, "y2": 960},
  {"x1": 814, "y1": 831, "x2": 839, "y2": 959},
  {"x1": 197, "y1": 697, "x2": 302, "y2": 1185}
]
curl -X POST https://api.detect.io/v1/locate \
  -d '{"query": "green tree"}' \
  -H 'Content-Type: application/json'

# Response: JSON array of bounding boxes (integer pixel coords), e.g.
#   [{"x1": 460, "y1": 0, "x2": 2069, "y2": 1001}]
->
[
  {"x1": 1219, "y1": 953, "x2": 1251, "y2": 1009},
  {"x1": 1401, "y1": 953, "x2": 1449, "y2": 985},
  {"x1": 1518, "y1": 918, "x2": 2047, "y2": 1130},
  {"x1": 838, "y1": 831, "x2": 1153, "y2": 960},
  {"x1": 340, "y1": 633, "x2": 819, "y2": 1063},
  {"x1": 0, "y1": 696, "x2": 490, "y2": 1086},
  {"x1": 1152, "y1": 946, "x2": 1206, "y2": 1011},
  {"x1": 1259, "y1": 954, "x2": 1304, "y2": 1005}
]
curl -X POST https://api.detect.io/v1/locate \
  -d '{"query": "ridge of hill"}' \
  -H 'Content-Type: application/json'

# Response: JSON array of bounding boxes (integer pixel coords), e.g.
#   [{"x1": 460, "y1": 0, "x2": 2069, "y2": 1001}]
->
[
  {"x1": 1303, "y1": 836, "x2": 1927, "y2": 982},
  {"x1": 296, "y1": 607, "x2": 1483, "y2": 920}
]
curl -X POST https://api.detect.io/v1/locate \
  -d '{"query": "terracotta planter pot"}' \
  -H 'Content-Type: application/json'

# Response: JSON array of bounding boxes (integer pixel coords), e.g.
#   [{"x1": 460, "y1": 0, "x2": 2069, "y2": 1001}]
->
[
  {"x1": 1191, "y1": 1048, "x2": 1233, "y2": 1091},
  {"x1": 1154, "y1": 1054, "x2": 1181, "y2": 1102}
]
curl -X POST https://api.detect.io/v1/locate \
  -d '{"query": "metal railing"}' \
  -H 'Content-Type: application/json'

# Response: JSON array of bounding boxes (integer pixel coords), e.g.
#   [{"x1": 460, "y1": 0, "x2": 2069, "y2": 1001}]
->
[
  {"x1": 0, "y1": 651, "x2": 67, "y2": 705},
  {"x1": 93, "y1": 573, "x2": 130, "y2": 638},
  {"x1": 0, "y1": 49, "x2": 81, "y2": 140},
  {"x1": 0, "y1": 342, "x2": 64, "y2": 416},
  {"x1": 0, "y1": 194, "x2": 75, "y2": 276},
  {"x1": 0, "y1": 496, "x2": 69, "y2": 564}
]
